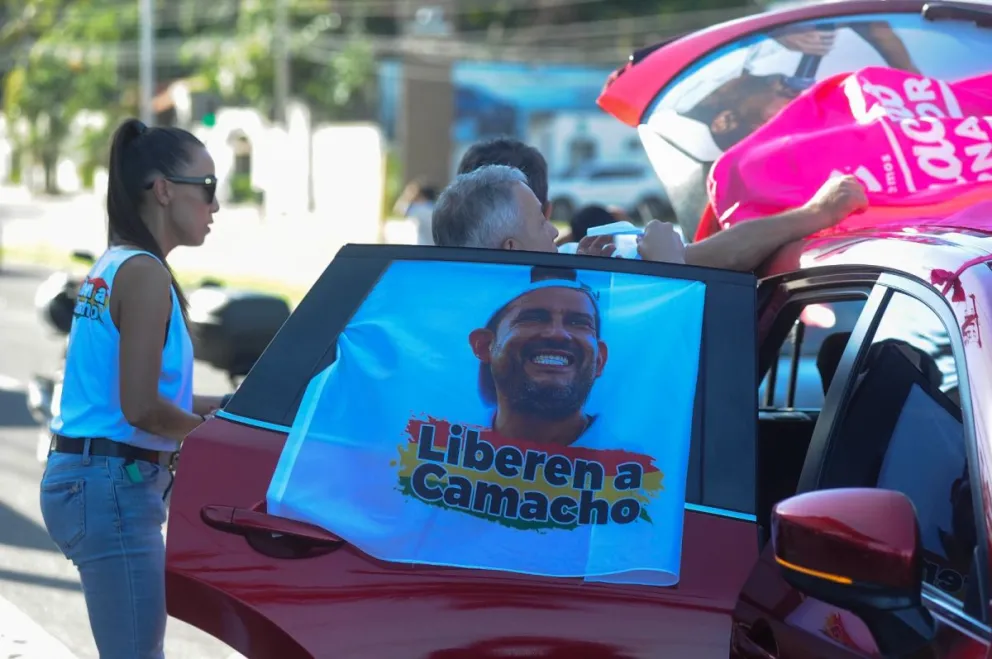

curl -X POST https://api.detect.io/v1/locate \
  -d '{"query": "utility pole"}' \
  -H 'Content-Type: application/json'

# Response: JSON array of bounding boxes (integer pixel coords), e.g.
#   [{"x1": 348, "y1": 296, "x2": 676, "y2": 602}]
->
[
  {"x1": 138, "y1": 0, "x2": 155, "y2": 125},
  {"x1": 273, "y1": 0, "x2": 290, "y2": 126}
]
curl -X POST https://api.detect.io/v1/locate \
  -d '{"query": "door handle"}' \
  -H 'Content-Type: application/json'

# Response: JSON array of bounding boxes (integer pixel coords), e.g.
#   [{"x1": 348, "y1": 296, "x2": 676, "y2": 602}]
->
[{"x1": 201, "y1": 504, "x2": 345, "y2": 547}]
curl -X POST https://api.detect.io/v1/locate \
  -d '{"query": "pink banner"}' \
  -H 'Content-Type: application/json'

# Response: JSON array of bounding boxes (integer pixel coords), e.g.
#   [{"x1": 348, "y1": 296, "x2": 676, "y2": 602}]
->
[{"x1": 707, "y1": 67, "x2": 992, "y2": 232}]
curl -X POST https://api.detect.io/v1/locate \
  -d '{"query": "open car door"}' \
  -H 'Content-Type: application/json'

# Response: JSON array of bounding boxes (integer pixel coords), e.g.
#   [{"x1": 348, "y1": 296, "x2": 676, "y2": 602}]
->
[
  {"x1": 165, "y1": 245, "x2": 759, "y2": 658},
  {"x1": 597, "y1": 0, "x2": 992, "y2": 239}
]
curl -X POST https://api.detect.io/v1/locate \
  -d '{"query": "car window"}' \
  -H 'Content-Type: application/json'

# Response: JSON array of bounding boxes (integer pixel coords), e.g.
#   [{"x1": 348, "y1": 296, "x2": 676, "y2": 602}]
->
[
  {"x1": 869, "y1": 294, "x2": 972, "y2": 606},
  {"x1": 223, "y1": 245, "x2": 759, "y2": 522},
  {"x1": 821, "y1": 291, "x2": 975, "y2": 609},
  {"x1": 759, "y1": 299, "x2": 865, "y2": 409},
  {"x1": 643, "y1": 12, "x2": 992, "y2": 163}
]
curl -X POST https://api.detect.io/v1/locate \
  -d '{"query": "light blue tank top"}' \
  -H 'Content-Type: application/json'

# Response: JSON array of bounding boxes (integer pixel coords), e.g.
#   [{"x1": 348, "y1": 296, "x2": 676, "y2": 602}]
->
[{"x1": 51, "y1": 246, "x2": 194, "y2": 452}]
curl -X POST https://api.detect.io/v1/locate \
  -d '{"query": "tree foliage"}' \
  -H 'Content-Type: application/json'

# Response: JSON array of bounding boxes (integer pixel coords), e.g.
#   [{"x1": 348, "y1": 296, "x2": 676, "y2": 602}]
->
[
  {"x1": 2, "y1": 0, "x2": 126, "y2": 192},
  {"x1": 181, "y1": 0, "x2": 377, "y2": 123}
]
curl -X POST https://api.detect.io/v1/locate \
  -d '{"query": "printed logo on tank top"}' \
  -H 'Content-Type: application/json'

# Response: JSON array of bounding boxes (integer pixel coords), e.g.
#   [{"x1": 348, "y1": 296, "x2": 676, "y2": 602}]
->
[{"x1": 73, "y1": 276, "x2": 111, "y2": 322}]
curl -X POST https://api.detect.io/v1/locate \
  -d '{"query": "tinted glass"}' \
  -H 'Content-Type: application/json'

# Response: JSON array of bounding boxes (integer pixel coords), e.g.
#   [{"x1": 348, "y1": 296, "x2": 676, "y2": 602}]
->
[
  {"x1": 870, "y1": 293, "x2": 972, "y2": 604},
  {"x1": 644, "y1": 13, "x2": 992, "y2": 163},
  {"x1": 759, "y1": 299, "x2": 865, "y2": 409},
  {"x1": 822, "y1": 291, "x2": 974, "y2": 606}
]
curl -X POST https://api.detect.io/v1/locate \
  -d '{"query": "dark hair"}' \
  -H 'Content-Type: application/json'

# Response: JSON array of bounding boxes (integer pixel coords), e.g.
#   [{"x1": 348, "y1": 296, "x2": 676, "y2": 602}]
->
[
  {"x1": 457, "y1": 137, "x2": 549, "y2": 207},
  {"x1": 569, "y1": 204, "x2": 615, "y2": 240},
  {"x1": 419, "y1": 185, "x2": 438, "y2": 202},
  {"x1": 107, "y1": 118, "x2": 205, "y2": 323}
]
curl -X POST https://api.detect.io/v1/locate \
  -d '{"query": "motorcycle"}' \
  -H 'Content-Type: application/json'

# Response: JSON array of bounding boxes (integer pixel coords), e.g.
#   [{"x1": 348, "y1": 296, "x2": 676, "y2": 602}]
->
[{"x1": 28, "y1": 251, "x2": 292, "y2": 463}]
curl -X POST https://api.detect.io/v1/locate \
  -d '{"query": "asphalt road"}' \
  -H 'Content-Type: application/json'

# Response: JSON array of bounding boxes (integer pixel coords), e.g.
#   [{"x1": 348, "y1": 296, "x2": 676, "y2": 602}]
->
[{"x1": 0, "y1": 265, "x2": 242, "y2": 658}]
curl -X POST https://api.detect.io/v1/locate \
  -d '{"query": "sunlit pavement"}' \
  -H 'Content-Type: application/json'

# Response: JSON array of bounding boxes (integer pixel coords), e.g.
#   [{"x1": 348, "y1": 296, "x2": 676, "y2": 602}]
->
[{"x1": 0, "y1": 266, "x2": 244, "y2": 658}]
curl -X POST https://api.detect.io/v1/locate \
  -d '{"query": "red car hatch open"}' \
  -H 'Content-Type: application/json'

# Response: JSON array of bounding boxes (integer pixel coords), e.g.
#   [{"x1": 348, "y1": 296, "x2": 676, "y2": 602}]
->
[{"x1": 597, "y1": 0, "x2": 992, "y2": 240}]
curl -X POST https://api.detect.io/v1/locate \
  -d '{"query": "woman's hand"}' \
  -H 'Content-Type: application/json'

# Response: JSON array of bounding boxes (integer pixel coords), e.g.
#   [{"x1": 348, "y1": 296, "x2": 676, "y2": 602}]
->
[{"x1": 193, "y1": 395, "x2": 224, "y2": 416}]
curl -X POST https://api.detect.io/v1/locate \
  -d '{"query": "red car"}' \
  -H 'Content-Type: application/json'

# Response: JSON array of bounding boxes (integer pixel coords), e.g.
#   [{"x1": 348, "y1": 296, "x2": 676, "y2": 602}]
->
[{"x1": 166, "y1": 2, "x2": 992, "y2": 657}]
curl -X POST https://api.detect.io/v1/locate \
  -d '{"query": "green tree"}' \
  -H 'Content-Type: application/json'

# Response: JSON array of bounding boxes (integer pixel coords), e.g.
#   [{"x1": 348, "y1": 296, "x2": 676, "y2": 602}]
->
[
  {"x1": 2, "y1": 0, "x2": 132, "y2": 192},
  {"x1": 4, "y1": 48, "x2": 119, "y2": 193},
  {"x1": 182, "y1": 0, "x2": 378, "y2": 123}
]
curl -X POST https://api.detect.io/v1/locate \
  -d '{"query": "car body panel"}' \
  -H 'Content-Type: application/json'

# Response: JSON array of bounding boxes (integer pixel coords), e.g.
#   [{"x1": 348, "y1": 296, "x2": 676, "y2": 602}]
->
[{"x1": 167, "y1": 415, "x2": 756, "y2": 658}]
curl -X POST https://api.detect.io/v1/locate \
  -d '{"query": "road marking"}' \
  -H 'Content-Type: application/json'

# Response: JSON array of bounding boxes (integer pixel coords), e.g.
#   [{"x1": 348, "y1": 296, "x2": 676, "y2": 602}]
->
[
  {"x1": 0, "y1": 592, "x2": 77, "y2": 658},
  {"x1": 0, "y1": 374, "x2": 23, "y2": 392}
]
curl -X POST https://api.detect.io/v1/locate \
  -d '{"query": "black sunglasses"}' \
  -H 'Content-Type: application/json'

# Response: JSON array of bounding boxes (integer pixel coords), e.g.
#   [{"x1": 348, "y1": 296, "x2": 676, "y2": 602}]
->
[{"x1": 146, "y1": 175, "x2": 217, "y2": 204}]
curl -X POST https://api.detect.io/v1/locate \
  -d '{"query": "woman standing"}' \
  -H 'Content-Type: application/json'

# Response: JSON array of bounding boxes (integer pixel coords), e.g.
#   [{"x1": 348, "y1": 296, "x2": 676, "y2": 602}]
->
[{"x1": 39, "y1": 118, "x2": 224, "y2": 658}]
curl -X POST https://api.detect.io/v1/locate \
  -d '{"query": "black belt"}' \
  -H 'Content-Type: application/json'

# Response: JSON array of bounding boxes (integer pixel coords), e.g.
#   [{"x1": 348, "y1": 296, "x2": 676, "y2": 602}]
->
[{"x1": 50, "y1": 435, "x2": 177, "y2": 468}]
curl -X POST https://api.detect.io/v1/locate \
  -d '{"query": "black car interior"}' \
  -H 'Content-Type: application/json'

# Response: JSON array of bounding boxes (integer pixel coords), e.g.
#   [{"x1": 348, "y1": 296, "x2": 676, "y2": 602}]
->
[{"x1": 754, "y1": 292, "x2": 863, "y2": 543}]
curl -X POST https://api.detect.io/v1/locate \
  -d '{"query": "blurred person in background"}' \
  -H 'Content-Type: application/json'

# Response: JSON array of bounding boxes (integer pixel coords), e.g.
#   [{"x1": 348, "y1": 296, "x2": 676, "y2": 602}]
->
[
  {"x1": 40, "y1": 118, "x2": 224, "y2": 659},
  {"x1": 456, "y1": 136, "x2": 867, "y2": 271},
  {"x1": 555, "y1": 204, "x2": 617, "y2": 247},
  {"x1": 393, "y1": 179, "x2": 439, "y2": 245}
]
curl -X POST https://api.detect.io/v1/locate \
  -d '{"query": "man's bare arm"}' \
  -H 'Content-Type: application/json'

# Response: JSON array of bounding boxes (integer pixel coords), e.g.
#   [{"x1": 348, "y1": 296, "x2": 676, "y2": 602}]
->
[{"x1": 685, "y1": 175, "x2": 868, "y2": 272}]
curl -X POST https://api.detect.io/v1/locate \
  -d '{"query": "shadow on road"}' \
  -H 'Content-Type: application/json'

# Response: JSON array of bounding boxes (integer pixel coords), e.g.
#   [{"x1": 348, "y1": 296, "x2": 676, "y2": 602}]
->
[
  {"x1": 0, "y1": 566, "x2": 80, "y2": 592},
  {"x1": 0, "y1": 501, "x2": 58, "y2": 554},
  {"x1": 0, "y1": 389, "x2": 37, "y2": 428}
]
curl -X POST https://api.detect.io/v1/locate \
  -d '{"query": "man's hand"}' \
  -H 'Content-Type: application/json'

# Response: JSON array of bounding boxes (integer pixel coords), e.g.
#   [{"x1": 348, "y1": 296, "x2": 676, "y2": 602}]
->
[
  {"x1": 638, "y1": 220, "x2": 686, "y2": 264},
  {"x1": 774, "y1": 29, "x2": 836, "y2": 56},
  {"x1": 802, "y1": 175, "x2": 868, "y2": 231},
  {"x1": 576, "y1": 234, "x2": 617, "y2": 258}
]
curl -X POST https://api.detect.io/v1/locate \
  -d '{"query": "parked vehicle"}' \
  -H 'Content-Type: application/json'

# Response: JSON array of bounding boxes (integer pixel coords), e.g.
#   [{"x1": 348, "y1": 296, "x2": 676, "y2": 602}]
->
[
  {"x1": 547, "y1": 160, "x2": 673, "y2": 225},
  {"x1": 187, "y1": 283, "x2": 292, "y2": 389},
  {"x1": 162, "y1": 1, "x2": 992, "y2": 657}
]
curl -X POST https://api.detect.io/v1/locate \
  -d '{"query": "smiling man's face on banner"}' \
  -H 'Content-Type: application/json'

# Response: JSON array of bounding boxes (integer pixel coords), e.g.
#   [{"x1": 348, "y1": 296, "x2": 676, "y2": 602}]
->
[{"x1": 470, "y1": 283, "x2": 609, "y2": 420}]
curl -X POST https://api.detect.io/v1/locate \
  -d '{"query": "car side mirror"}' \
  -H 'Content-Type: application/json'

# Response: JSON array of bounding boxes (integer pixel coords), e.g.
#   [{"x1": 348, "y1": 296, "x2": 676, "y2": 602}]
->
[{"x1": 772, "y1": 488, "x2": 936, "y2": 657}]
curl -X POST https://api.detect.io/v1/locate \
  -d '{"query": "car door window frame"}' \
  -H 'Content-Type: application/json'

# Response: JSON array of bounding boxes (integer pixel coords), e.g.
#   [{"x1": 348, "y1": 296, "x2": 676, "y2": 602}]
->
[
  {"x1": 758, "y1": 287, "x2": 873, "y2": 409},
  {"x1": 753, "y1": 269, "x2": 879, "y2": 549},
  {"x1": 220, "y1": 245, "x2": 760, "y2": 526},
  {"x1": 796, "y1": 272, "x2": 990, "y2": 628}
]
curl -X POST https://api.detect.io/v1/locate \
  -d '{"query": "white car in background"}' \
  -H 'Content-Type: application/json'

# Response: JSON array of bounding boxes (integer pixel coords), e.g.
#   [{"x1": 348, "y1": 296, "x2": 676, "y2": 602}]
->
[{"x1": 547, "y1": 161, "x2": 673, "y2": 225}]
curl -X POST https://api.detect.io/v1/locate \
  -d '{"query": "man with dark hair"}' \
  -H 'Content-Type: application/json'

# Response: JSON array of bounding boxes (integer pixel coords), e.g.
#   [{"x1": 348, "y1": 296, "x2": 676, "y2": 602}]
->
[
  {"x1": 468, "y1": 266, "x2": 607, "y2": 447},
  {"x1": 457, "y1": 137, "x2": 551, "y2": 218},
  {"x1": 453, "y1": 136, "x2": 867, "y2": 272}
]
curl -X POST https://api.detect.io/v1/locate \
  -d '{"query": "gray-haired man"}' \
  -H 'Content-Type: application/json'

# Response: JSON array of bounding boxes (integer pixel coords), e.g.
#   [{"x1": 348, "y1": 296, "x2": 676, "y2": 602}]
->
[{"x1": 431, "y1": 165, "x2": 685, "y2": 262}]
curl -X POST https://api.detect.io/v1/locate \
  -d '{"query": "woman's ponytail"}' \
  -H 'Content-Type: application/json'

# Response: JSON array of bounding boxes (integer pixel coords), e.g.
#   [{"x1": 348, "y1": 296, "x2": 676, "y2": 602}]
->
[{"x1": 106, "y1": 118, "x2": 192, "y2": 325}]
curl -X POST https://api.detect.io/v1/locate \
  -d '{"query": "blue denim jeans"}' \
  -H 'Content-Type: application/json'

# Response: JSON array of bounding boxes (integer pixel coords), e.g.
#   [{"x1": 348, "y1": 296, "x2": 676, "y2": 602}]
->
[{"x1": 40, "y1": 448, "x2": 171, "y2": 659}]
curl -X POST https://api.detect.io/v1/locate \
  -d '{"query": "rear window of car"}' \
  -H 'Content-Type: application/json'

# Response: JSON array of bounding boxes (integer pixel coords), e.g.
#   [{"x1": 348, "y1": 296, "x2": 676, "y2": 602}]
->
[{"x1": 644, "y1": 12, "x2": 992, "y2": 162}]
